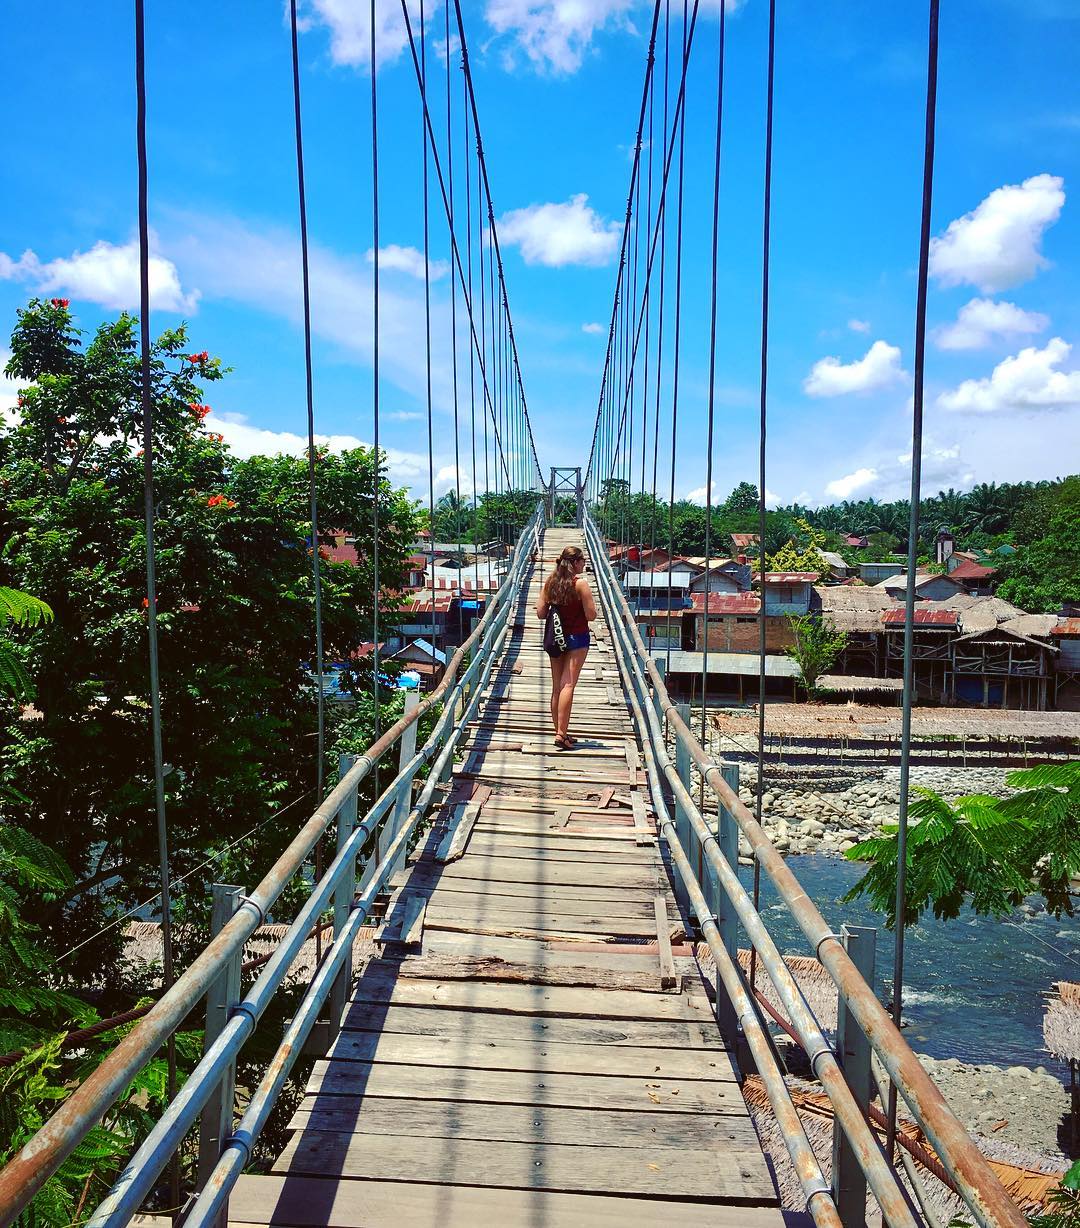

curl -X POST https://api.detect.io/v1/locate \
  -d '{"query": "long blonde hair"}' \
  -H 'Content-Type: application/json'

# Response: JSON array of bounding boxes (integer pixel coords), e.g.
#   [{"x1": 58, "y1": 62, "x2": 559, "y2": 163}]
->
[{"x1": 544, "y1": 546, "x2": 585, "y2": 607}]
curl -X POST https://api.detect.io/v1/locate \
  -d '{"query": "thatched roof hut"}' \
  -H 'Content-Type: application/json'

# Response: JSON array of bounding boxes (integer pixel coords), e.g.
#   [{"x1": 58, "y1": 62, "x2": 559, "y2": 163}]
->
[
  {"x1": 1044, "y1": 980, "x2": 1080, "y2": 1063},
  {"x1": 693, "y1": 944, "x2": 839, "y2": 1032}
]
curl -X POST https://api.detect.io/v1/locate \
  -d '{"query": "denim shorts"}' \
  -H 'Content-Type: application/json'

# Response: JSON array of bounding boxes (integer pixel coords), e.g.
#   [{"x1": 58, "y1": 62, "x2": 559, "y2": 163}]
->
[{"x1": 564, "y1": 631, "x2": 591, "y2": 652}]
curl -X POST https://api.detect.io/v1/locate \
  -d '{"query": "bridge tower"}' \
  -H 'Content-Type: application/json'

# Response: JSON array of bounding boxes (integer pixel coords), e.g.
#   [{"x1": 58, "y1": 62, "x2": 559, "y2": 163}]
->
[{"x1": 547, "y1": 466, "x2": 583, "y2": 527}]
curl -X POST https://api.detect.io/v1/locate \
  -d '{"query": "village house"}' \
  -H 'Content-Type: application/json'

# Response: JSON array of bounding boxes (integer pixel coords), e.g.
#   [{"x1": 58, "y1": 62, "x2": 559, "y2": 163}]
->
[
  {"x1": 685, "y1": 591, "x2": 796, "y2": 653},
  {"x1": 877, "y1": 571, "x2": 967, "y2": 601},
  {"x1": 880, "y1": 608, "x2": 958, "y2": 698},
  {"x1": 622, "y1": 569, "x2": 694, "y2": 611},
  {"x1": 387, "y1": 638, "x2": 447, "y2": 691},
  {"x1": 859, "y1": 560, "x2": 904, "y2": 585},
  {"x1": 950, "y1": 616, "x2": 1056, "y2": 709},
  {"x1": 1051, "y1": 618, "x2": 1080, "y2": 708},
  {"x1": 843, "y1": 533, "x2": 869, "y2": 549},
  {"x1": 814, "y1": 585, "x2": 895, "y2": 676},
  {"x1": 757, "y1": 572, "x2": 819, "y2": 616},
  {"x1": 817, "y1": 550, "x2": 853, "y2": 582},
  {"x1": 729, "y1": 532, "x2": 760, "y2": 556},
  {"x1": 944, "y1": 557, "x2": 998, "y2": 596}
]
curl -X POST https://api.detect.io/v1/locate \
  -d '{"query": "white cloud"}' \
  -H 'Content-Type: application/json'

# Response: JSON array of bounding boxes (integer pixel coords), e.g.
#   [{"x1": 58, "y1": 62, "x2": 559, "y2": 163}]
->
[
  {"x1": 497, "y1": 194, "x2": 620, "y2": 267},
  {"x1": 484, "y1": 0, "x2": 636, "y2": 74},
  {"x1": 1, "y1": 348, "x2": 22, "y2": 428},
  {"x1": 162, "y1": 209, "x2": 455, "y2": 411},
  {"x1": 434, "y1": 463, "x2": 474, "y2": 497},
  {"x1": 367, "y1": 245, "x2": 449, "y2": 281},
  {"x1": 581, "y1": 321, "x2": 605, "y2": 335},
  {"x1": 295, "y1": 0, "x2": 424, "y2": 69},
  {"x1": 207, "y1": 411, "x2": 432, "y2": 490},
  {"x1": 0, "y1": 239, "x2": 199, "y2": 314},
  {"x1": 847, "y1": 318, "x2": 871, "y2": 333},
  {"x1": 803, "y1": 340, "x2": 907, "y2": 397},
  {"x1": 824, "y1": 467, "x2": 879, "y2": 499},
  {"x1": 387, "y1": 409, "x2": 424, "y2": 422},
  {"x1": 684, "y1": 480, "x2": 717, "y2": 506},
  {"x1": 937, "y1": 337, "x2": 1080, "y2": 415},
  {"x1": 764, "y1": 488, "x2": 781, "y2": 509},
  {"x1": 928, "y1": 173, "x2": 1065, "y2": 293},
  {"x1": 933, "y1": 297, "x2": 1049, "y2": 351}
]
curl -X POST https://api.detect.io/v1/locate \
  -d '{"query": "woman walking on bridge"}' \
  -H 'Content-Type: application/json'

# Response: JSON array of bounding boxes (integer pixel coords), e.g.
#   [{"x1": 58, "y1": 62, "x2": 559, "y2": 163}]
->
[{"x1": 537, "y1": 545, "x2": 597, "y2": 750}]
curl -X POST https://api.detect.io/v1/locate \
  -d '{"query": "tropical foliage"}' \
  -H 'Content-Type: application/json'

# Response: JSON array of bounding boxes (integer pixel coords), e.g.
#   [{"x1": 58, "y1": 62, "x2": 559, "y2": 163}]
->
[
  {"x1": 784, "y1": 614, "x2": 848, "y2": 695},
  {"x1": 843, "y1": 763, "x2": 1080, "y2": 927}
]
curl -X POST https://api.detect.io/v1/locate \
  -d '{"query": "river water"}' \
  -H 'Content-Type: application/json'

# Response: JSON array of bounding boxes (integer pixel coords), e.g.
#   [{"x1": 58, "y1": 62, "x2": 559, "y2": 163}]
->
[{"x1": 743, "y1": 855, "x2": 1080, "y2": 1070}]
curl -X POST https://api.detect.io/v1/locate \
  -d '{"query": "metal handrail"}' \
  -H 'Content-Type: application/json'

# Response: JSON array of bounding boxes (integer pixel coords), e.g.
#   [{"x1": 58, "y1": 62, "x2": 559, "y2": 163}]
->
[
  {"x1": 584, "y1": 508, "x2": 1025, "y2": 1228},
  {"x1": 0, "y1": 506, "x2": 543, "y2": 1228}
]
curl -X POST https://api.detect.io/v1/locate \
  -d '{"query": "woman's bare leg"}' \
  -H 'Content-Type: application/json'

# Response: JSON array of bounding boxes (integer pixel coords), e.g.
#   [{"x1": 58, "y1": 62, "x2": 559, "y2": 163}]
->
[
  {"x1": 556, "y1": 648, "x2": 589, "y2": 738},
  {"x1": 547, "y1": 653, "x2": 566, "y2": 733}
]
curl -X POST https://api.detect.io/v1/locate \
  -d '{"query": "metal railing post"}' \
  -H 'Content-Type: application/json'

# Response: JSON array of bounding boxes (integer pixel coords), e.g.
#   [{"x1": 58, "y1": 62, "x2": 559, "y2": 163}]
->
[
  {"x1": 673, "y1": 702, "x2": 693, "y2": 922},
  {"x1": 390, "y1": 690, "x2": 422, "y2": 868},
  {"x1": 832, "y1": 925, "x2": 877, "y2": 1228},
  {"x1": 714, "y1": 760, "x2": 740, "y2": 1040},
  {"x1": 197, "y1": 883, "x2": 242, "y2": 1221},
  {"x1": 653, "y1": 656, "x2": 667, "y2": 726},
  {"x1": 328, "y1": 755, "x2": 359, "y2": 1039}
]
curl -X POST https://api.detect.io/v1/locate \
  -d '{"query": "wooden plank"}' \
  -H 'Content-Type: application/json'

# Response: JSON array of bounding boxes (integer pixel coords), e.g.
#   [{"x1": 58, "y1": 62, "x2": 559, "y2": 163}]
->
[
  {"x1": 230, "y1": 1173, "x2": 787, "y2": 1228},
  {"x1": 390, "y1": 952, "x2": 670, "y2": 994},
  {"x1": 655, "y1": 895, "x2": 677, "y2": 990},
  {"x1": 554, "y1": 805, "x2": 572, "y2": 827},
  {"x1": 346, "y1": 965, "x2": 717, "y2": 1024},
  {"x1": 324, "y1": 1029, "x2": 735, "y2": 1080},
  {"x1": 407, "y1": 855, "x2": 661, "y2": 891},
  {"x1": 435, "y1": 801, "x2": 482, "y2": 863},
  {"x1": 625, "y1": 738, "x2": 642, "y2": 774},
  {"x1": 306, "y1": 1057, "x2": 747, "y2": 1115},
  {"x1": 607, "y1": 685, "x2": 620, "y2": 705},
  {"x1": 374, "y1": 895, "x2": 425, "y2": 951},
  {"x1": 286, "y1": 1094, "x2": 754, "y2": 1149},
  {"x1": 274, "y1": 1132, "x2": 773, "y2": 1203},
  {"x1": 631, "y1": 790, "x2": 653, "y2": 846},
  {"x1": 464, "y1": 832, "x2": 650, "y2": 860},
  {"x1": 597, "y1": 785, "x2": 616, "y2": 809},
  {"x1": 396, "y1": 872, "x2": 667, "y2": 910}
]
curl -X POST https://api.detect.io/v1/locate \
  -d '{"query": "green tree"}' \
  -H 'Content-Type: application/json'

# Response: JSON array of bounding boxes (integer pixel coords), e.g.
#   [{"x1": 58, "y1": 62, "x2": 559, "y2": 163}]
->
[
  {"x1": 996, "y1": 500, "x2": 1080, "y2": 613},
  {"x1": 784, "y1": 614, "x2": 848, "y2": 695},
  {"x1": 0, "y1": 299, "x2": 418, "y2": 983},
  {"x1": 844, "y1": 764, "x2": 1080, "y2": 927},
  {"x1": 766, "y1": 517, "x2": 828, "y2": 573},
  {"x1": 724, "y1": 481, "x2": 758, "y2": 514},
  {"x1": 0, "y1": 588, "x2": 52, "y2": 703}
]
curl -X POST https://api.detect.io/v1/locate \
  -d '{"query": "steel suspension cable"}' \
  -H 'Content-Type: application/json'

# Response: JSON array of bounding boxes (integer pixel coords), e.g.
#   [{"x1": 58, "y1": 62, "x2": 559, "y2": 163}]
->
[
  {"x1": 463, "y1": 59, "x2": 479, "y2": 575},
  {"x1": 889, "y1": 0, "x2": 941, "y2": 1157},
  {"x1": 133, "y1": 0, "x2": 177, "y2": 1179},
  {"x1": 289, "y1": 0, "x2": 329, "y2": 980},
  {"x1": 639, "y1": 60, "x2": 655, "y2": 596},
  {"x1": 445, "y1": 0, "x2": 463, "y2": 642},
  {"x1": 665, "y1": 0, "x2": 689, "y2": 678},
  {"x1": 420, "y1": 0, "x2": 437, "y2": 647},
  {"x1": 699, "y1": 0, "x2": 727, "y2": 756},
  {"x1": 751, "y1": 0, "x2": 777, "y2": 996},
  {"x1": 647, "y1": 0, "x2": 670, "y2": 614},
  {"x1": 370, "y1": 0, "x2": 382, "y2": 743}
]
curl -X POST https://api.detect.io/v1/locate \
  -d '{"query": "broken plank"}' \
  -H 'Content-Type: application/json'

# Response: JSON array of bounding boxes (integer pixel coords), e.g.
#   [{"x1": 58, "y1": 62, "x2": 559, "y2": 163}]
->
[
  {"x1": 435, "y1": 800, "x2": 482, "y2": 863},
  {"x1": 631, "y1": 791, "x2": 654, "y2": 846},
  {"x1": 392, "y1": 951, "x2": 672, "y2": 994}
]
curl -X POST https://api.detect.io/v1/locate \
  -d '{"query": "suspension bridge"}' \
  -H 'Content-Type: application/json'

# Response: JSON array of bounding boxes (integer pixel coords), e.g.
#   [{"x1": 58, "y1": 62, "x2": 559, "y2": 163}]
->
[{"x1": 0, "y1": 0, "x2": 1042, "y2": 1226}]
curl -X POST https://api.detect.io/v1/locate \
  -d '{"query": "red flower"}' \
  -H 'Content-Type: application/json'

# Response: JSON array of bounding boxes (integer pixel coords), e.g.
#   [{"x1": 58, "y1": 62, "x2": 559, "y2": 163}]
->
[
  {"x1": 188, "y1": 402, "x2": 211, "y2": 421},
  {"x1": 57, "y1": 416, "x2": 68, "y2": 425},
  {"x1": 16, "y1": 395, "x2": 25, "y2": 408},
  {"x1": 208, "y1": 432, "x2": 224, "y2": 443},
  {"x1": 142, "y1": 597, "x2": 150, "y2": 608},
  {"x1": 186, "y1": 350, "x2": 210, "y2": 364},
  {"x1": 50, "y1": 297, "x2": 70, "y2": 308},
  {"x1": 206, "y1": 494, "x2": 236, "y2": 509}
]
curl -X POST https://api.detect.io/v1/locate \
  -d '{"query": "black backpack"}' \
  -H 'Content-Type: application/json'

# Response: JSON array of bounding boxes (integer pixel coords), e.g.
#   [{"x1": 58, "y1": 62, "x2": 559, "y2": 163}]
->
[{"x1": 543, "y1": 607, "x2": 567, "y2": 656}]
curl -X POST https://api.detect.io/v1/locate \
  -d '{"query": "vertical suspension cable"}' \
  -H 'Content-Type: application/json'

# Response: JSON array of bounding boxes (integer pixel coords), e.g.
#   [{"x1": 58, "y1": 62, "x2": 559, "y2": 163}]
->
[
  {"x1": 133, "y1": 3, "x2": 177, "y2": 1200},
  {"x1": 665, "y1": 0, "x2": 688, "y2": 678},
  {"x1": 647, "y1": 0, "x2": 670, "y2": 613},
  {"x1": 420, "y1": 0, "x2": 437, "y2": 651},
  {"x1": 888, "y1": 0, "x2": 940, "y2": 1157},
  {"x1": 478, "y1": 145, "x2": 491, "y2": 592},
  {"x1": 699, "y1": 0, "x2": 726, "y2": 757},
  {"x1": 464, "y1": 58, "x2": 479, "y2": 575},
  {"x1": 445, "y1": 0, "x2": 463, "y2": 643},
  {"x1": 290, "y1": 0, "x2": 328, "y2": 976},
  {"x1": 370, "y1": 0, "x2": 382, "y2": 747},
  {"x1": 751, "y1": 0, "x2": 777, "y2": 995},
  {"x1": 640, "y1": 64, "x2": 655, "y2": 609}
]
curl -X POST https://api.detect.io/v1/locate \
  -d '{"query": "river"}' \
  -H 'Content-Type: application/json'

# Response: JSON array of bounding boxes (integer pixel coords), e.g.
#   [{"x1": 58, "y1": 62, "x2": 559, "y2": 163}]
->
[{"x1": 744, "y1": 855, "x2": 1080, "y2": 1069}]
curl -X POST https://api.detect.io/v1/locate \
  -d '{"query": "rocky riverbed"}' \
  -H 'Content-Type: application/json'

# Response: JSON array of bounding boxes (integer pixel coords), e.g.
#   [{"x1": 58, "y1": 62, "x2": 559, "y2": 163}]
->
[{"x1": 728, "y1": 764, "x2": 1015, "y2": 860}]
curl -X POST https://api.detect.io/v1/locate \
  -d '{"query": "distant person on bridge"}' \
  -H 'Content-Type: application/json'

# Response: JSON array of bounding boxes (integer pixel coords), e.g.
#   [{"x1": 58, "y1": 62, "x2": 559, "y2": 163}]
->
[{"x1": 537, "y1": 545, "x2": 597, "y2": 750}]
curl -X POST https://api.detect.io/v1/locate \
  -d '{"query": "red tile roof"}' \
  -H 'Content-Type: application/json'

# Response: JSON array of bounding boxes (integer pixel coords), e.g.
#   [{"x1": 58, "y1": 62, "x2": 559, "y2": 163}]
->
[
  {"x1": 880, "y1": 609, "x2": 958, "y2": 627},
  {"x1": 400, "y1": 594, "x2": 455, "y2": 615},
  {"x1": 730, "y1": 533, "x2": 760, "y2": 548},
  {"x1": 324, "y1": 540, "x2": 360, "y2": 565},
  {"x1": 689, "y1": 592, "x2": 761, "y2": 615},
  {"x1": 948, "y1": 559, "x2": 998, "y2": 580}
]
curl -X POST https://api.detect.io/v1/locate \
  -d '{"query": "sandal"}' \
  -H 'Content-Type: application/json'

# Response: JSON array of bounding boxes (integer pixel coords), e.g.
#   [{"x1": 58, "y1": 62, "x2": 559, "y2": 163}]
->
[{"x1": 554, "y1": 734, "x2": 572, "y2": 751}]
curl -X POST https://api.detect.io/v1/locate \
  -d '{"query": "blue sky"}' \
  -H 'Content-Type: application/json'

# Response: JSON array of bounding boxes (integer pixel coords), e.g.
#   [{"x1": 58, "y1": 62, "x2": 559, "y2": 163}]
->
[{"x1": 2, "y1": 0, "x2": 1078, "y2": 508}]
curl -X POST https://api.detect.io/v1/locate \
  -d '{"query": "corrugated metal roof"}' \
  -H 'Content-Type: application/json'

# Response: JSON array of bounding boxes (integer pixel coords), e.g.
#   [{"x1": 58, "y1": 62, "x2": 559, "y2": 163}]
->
[
  {"x1": 623, "y1": 570, "x2": 693, "y2": 587},
  {"x1": 757, "y1": 572, "x2": 820, "y2": 584},
  {"x1": 1052, "y1": 619, "x2": 1080, "y2": 637},
  {"x1": 948, "y1": 558, "x2": 998, "y2": 580},
  {"x1": 880, "y1": 608, "x2": 958, "y2": 627},
  {"x1": 649, "y1": 650, "x2": 799, "y2": 677}
]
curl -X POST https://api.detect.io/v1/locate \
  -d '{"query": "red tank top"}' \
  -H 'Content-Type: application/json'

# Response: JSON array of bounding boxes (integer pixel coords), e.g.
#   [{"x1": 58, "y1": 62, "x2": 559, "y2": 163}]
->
[{"x1": 557, "y1": 585, "x2": 589, "y2": 636}]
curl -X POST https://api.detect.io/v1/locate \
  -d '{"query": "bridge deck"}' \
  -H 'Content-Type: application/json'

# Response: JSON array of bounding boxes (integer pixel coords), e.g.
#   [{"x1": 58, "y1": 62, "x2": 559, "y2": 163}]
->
[{"x1": 230, "y1": 528, "x2": 784, "y2": 1227}]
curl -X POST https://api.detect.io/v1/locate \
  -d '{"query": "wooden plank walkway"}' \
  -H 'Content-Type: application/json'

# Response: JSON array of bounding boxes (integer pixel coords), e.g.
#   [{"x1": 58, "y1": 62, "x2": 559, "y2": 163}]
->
[{"x1": 230, "y1": 528, "x2": 784, "y2": 1227}]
